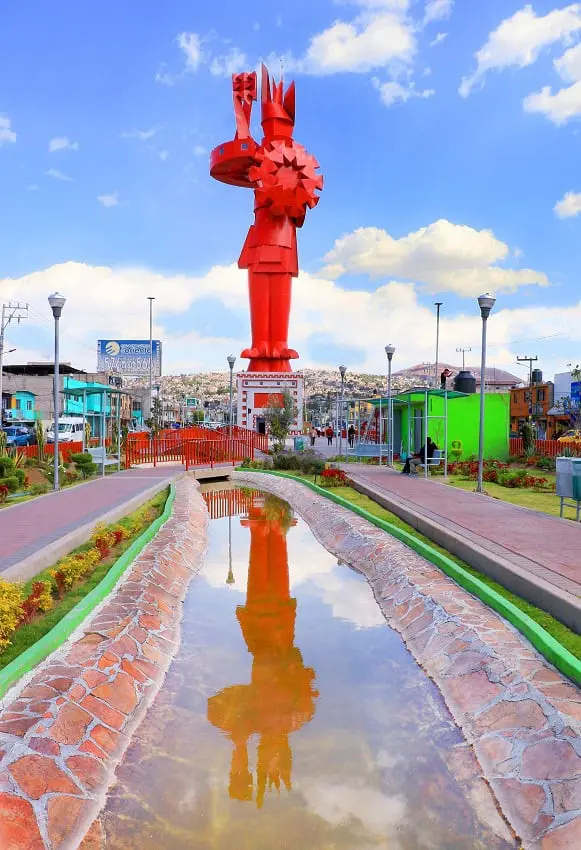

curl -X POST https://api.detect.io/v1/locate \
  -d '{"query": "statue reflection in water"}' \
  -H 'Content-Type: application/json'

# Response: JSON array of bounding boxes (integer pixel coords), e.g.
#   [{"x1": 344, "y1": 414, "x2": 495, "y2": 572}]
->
[{"x1": 207, "y1": 491, "x2": 318, "y2": 808}]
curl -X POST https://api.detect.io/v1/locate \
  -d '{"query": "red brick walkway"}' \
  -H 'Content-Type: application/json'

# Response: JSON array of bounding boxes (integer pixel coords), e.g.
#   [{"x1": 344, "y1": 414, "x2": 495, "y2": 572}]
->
[
  {"x1": 0, "y1": 468, "x2": 182, "y2": 575},
  {"x1": 347, "y1": 466, "x2": 581, "y2": 598}
]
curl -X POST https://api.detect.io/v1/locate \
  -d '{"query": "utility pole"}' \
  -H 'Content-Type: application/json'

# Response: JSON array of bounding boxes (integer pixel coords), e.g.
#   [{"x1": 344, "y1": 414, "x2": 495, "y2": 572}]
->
[
  {"x1": 456, "y1": 347, "x2": 472, "y2": 371},
  {"x1": 0, "y1": 302, "x2": 28, "y2": 426},
  {"x1": 517, "y1": 355, "x2": 538, "y2": 387}
]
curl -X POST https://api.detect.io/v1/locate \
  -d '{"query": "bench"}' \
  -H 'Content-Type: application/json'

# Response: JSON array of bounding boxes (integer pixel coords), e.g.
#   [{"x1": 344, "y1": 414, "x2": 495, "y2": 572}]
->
[
  {"x1": 88, "y1": 446, "x2": 119, "y2": 471},
  {"x1": 415, "y1": 449, "x2": 443, "y2": 474},
  {"x1": 348, "y1": 443, "x2": 385, "y2": 458}
]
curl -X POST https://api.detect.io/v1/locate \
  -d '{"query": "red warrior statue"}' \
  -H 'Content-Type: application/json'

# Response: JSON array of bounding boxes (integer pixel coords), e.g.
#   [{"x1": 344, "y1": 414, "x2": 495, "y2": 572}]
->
[{"x1": 210, "y1": 65, "x2": 323, "y2": 373}]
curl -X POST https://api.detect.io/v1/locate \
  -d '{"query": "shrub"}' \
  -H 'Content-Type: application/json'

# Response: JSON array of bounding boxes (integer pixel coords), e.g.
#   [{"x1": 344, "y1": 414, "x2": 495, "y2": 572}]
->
[
  {"x1": 506, "y1": 455, "x2": 520, "y2": 465},
  {"x1": 298, "y1": 453, "x2": 325, "y2": 476},
  {"x1": 0, "y1": 476, "x2": 20, "y2": 493},
  {"x1": 0, "y1": 456, "x2": 15, "y2": 478},
  {"x1": 20, "y1": 581, "x2": 53, "y2": 625},
  {"x1": 29, "y1": 483, "x2": 50, "y2": 496},
  {"x1": 272, "y1": 452, "x2": 302, "y2": 471},
  {"x1": 69, "y1": 452, "x2": 97, "y2": 479},
  {"x1": 25, "y1": 457, "x2": 37, "y2": 467},
  {"x1": 51, "y1": 548, "x2": 101, "y2": 595},
  {"x1": 92, "y1": 523, "x2": 116, "y2": 558},
  {"x1": 0, "y1": 581, "x2": 24, "y2": 651},
  {"x1": 0, "y1": 484, "x2": 9, "y2": 503},
  {"x1": 536, "y1": 456, "x2": 555, "y2": 471}
]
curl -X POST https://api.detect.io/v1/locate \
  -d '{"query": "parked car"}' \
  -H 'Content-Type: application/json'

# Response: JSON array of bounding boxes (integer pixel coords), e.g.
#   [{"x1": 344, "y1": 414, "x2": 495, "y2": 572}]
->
[
  {"x1": 46, "y1": 417, "x2": 85, "y2": 443},
  {"x1": 2, "y1": 426, "x2": 33, "y2": 447},
  {"x1": 557, "y1": 429, "x2": 581, "y2": 443}
]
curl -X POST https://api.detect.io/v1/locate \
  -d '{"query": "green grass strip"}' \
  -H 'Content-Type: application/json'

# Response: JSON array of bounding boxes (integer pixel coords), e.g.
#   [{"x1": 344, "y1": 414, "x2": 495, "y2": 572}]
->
[
  {"x1": 0, "y1": 483, "x2": 175, "y2": 700},
  {"x1": 243, "y1": 469, "x2": 581, "y2": 686}
]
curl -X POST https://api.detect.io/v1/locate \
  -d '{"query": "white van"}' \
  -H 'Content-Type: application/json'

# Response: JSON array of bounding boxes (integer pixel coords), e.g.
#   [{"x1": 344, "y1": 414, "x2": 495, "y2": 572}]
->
[{"x1": 46, "y1": 417, "x2": 85, "y2": 443}]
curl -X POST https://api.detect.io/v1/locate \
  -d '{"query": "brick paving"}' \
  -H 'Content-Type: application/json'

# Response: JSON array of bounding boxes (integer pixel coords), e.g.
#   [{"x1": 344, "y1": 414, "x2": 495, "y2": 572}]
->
[
  {"x1": 238, "y1": 472, "x2": 581, "y2": 850},
  {"x1": 346, "y1": 465, "x2": 581, "y2": 598},
  {"x1": 0, "y1": 467, "x2": 182, "y2": 575},
  {"x1": 0, "y1": 476, "x2": 207, "y2": 849}
]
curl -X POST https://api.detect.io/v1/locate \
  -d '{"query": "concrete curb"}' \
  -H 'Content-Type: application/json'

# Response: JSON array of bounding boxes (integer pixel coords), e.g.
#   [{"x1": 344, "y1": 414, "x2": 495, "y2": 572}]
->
[{"x1": 349, "y1": 473, "x2": 581, "y2": 635}]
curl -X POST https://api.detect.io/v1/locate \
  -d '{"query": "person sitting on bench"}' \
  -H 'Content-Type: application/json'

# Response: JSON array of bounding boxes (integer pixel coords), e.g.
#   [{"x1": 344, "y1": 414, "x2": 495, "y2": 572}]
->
[{"x1": 401, "y1": 437, "x2": 437, "y2": 475}]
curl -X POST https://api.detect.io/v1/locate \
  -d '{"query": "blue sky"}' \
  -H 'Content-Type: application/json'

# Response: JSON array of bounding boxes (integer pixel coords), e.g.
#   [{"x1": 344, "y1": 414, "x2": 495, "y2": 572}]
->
[{"x1": 0, "y1": 0, "x2": 580, "y2": 379}]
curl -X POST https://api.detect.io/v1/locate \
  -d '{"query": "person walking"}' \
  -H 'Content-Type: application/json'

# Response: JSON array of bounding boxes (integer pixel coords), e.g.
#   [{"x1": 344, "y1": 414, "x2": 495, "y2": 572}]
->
[
  {"x1": 348, "y1": 425, "x2": 355, "y2": 449},
  {"x1": 326, "y1": 424, "x2": 334, "y2": 446},
  {"x1": 309, "y1": 426, "x2": 317, "y2": 447}
]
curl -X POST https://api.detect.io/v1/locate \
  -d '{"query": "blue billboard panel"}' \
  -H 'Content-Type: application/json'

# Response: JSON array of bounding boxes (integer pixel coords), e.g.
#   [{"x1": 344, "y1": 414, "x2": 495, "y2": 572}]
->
[
  {"x1": 97, "y1": 340, "x2": 162, "y2": 377},
  {"x1": 572, "y1": 381, "x2": 581, "y2": 408}
]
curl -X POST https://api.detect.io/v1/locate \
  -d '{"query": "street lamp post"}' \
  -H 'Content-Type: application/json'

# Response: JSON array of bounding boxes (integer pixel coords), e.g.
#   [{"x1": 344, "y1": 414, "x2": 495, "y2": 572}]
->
[
  {"x1": 48, "y1": 292, "x2": 66, "y2": 491},
  {"x1": 385, "y1": 345, "x2": 395, "y2": 466},
  {"x1": 147, "y1": 297, "x2": 155, "y2": 427},
  {"x1": 227, "y1": 355, "x2": 236, "y2": 436},
  {"x1": 434, "y1": 302, "x2": 443, "y2": 388},
  {"x1": 476, "y1": 293, "x2": 496, "y2": 494},
  {"x1": 338, "y1": 365, "x2": 346, "y2": 456}
]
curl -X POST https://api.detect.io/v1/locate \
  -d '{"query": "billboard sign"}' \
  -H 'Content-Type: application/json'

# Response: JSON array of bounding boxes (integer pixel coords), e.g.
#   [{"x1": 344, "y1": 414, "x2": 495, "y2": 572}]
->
[
  {"x1": 185, "y1": 397, "x2": 201, "y2": 408},
  {"x1": 97, "y1": 340, "x2": 162, "y2": 377},
  {"x1": 572, "y1": 381, "x2": 581, "y2": 408}
]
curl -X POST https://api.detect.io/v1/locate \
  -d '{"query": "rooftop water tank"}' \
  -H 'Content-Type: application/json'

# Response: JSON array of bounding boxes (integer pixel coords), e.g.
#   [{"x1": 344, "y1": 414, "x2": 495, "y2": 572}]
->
[
  {"x1": 453, "y1": 370, "x2": 477, "y2": 394},
  {"x1": 532, "y1": 369, "x2": 543, "y2": 385}
]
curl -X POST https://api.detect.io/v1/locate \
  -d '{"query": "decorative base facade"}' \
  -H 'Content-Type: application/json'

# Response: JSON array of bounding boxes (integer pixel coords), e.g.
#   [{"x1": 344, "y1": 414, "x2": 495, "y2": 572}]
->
[{"x1": 237, "y1": 372, "x2": 304, "y2": 436}]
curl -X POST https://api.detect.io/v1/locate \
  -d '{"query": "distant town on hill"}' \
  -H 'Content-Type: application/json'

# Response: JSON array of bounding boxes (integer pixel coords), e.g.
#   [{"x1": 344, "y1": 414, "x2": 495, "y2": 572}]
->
[{"x1": 127, "y1": 364, "x2": 522, "y2": 408}]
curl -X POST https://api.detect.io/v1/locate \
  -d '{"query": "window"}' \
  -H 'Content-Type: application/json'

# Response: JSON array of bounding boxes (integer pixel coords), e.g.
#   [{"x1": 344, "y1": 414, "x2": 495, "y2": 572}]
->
[
  {"x1": 26, "y1": 400, "x2": 33, "y2": 411},
  {"x1": 513, "y1": 393, "x2": 518, "y2": 403},
  {"x1": 537, "y1": 389, "x2": 545, "y2": 402},
  {"x1": 15, "y1": 399, "x2": 21, "y2": 410},
  {"x1": 524, "y1": 391, "x2": 532, "y2": 402}
]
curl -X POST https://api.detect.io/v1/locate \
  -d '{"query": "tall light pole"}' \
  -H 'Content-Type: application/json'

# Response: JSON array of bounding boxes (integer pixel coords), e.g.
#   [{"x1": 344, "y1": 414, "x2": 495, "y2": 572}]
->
[
  {"x1": 476, "y1": 293, "x2": 496, "y2": 494},
  {"x1": 48, "y1": 292, "x2": 66, "y2": 491},
  {"x1": 339, "y1": 365, "x2": 346, "y2": 456},
  {"x1": 227, "y1": 355, "x2": 236, "y2": 435},
  {"x1": 385, "y1": 345, "x2": 395, "y2": 466},
  {"x1": 147, "y1": 297, "x2": 155, "y2": 427},
  {"x1": 434, "y1": 302, "x2": 443, "y2": 388}
]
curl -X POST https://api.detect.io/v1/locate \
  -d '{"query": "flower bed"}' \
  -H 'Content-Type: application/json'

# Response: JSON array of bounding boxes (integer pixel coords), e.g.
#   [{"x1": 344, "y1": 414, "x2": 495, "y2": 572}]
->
[
  {"x1": 0, "y1": 490, "x2": 168, "y2": 664},
  {"x1": 448, "y1": 460, "x2": 553, "y2": 491}
]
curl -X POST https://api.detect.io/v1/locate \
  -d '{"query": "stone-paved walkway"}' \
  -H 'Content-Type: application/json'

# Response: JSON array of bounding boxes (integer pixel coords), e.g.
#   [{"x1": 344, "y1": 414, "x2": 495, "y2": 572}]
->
[
  {"x1": 0, "y1": 467, "x2": 183, "y2": 577},
  {"x1": 0, "y1": 475, "x2": 207, "y2": 849},
  {"x1": 347, "y1": 465, "x2": 581, "y2": 599},
  {"x1": 237, "y1": 472, "x2": 581, "y2": 850}
]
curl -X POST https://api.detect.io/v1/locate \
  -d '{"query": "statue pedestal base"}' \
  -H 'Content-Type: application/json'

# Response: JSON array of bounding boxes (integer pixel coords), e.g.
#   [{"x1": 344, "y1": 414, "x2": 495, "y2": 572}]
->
[{"x1": 236, "y1": 372, "x2": 304, "y2": 436}]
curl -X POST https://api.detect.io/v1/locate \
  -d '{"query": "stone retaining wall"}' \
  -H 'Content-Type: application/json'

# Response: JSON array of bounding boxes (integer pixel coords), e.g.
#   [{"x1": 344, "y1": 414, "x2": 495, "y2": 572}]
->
[
  {"x1": 0, "y1": 475, "x2": 208, "y2": 850},
  {"x1": 236, "y1": 472, "x2": 581, "y2": 850}
]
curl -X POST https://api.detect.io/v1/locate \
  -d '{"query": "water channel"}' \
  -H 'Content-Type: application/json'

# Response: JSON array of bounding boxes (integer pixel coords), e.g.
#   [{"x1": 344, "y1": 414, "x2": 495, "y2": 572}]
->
[{"x1": 100, "y1": 486, "x2": 516, "y2": 849}]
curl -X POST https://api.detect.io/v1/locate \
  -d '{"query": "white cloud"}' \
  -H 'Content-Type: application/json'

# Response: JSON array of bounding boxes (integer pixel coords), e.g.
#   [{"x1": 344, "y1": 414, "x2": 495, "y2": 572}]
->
[
  {"x1": 1, "y1": 258, "x2": 578, "y2": 379},
  {"x1": 193, "y1": 145, "x2": 207, "y2": 156},
  {"x1": 0, "y1": 116, "x2": 16, "y2": 146},
  {"x1": 49, "y1": 136, "x2": 79, "y2": 153},
  {"x1": 523, "y1": 40, "x2": 581, "y2": 124},
  {"x1": 299, "y1": 10, "x2": 415, "y2": 74},
  {"x1": 460, "y1": 3, "x2": 581, "y2": 97},
  {"x1": 158, "y1": 150, "x2": 169, "y2": 162},
  {"x1": 26, "y1": 184, "x2": 40, "y2": 192},
  {"x1": 423, "y1": 0, "x2": 454, "y2": 26},
  {"x1": 121, "y1": 128, "x2": 156, "y2": 141},
  {"x1": 372, "y1": 77, "x2": 434, "y2": 105},
  {"x1": 209, "y1": 48, "x2": 248, "y2": 77},
  {"x1": 97, "y1": 192, "x2": 119, "y2": 208},
  {"x1": 554, "y1": 190, "x2": 581, "y2": 218},
  {"x1": 322, "y1": 218, "x2": 549, "y2": 296},
  {"x1": 430, "y1": 32, "x2": 448, "y2": 46},
  {"x1": 177, "y1": 31, "x2": 204, "y2": 71},
  {"x1": 46, "y1": 169, "x2": 73, "y2": 182}
]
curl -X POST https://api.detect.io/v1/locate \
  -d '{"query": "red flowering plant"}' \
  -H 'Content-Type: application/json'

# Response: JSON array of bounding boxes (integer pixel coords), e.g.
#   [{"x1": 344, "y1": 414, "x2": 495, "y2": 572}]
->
[{"x1": 320, "y1": 467, "x2": 347, "y2": 487}]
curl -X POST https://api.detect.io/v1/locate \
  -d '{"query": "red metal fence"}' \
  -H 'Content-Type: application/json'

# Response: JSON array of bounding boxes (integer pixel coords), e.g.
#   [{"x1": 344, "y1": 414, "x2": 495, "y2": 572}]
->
[
  {"x1": 18, "y1": 440, "x2": 107, "y2": 464},
  {"x1": 127, "y1": 425, "x2": 268, "y2": 455},
  {"x1": 125, "y1": 435, "x2": 263, "y2": 469},
  {"x1": 509, "y1": 438, "x2": 581, "y2": 458}
]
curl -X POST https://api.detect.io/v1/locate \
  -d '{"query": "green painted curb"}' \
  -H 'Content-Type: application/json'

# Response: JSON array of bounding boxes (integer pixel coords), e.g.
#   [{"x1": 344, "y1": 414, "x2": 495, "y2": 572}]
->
[
  {"x1": 0, "y1": 484, "x2": 175, "y2": 700},
  {"x1": 242, "y1": 469, "x2": 581, "y2": 687}
]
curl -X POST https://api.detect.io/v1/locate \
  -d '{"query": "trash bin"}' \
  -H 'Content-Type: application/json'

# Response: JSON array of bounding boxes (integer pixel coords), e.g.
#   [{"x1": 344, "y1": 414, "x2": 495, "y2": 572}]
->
[
  {"x1": 572, "y1": 459, "x2": 581, "y2": 501},
  {"x1": 294, "y1": 437, "x2": 304, "y2": 452}
]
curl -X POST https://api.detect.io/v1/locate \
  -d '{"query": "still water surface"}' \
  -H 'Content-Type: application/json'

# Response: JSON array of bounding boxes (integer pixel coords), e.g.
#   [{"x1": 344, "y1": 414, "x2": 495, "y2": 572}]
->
[{"x1": 100, "y1": 487, "x2": 516, "y2": 849}]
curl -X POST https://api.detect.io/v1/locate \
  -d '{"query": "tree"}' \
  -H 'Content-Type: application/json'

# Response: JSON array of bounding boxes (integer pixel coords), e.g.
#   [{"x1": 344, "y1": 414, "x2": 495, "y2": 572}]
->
[
  {"x1": 556, "y1": 364, "x2": 581, "y2": 431},
  {"x1": 264, "y1": 391, "x2": 296, "y2": 451}
]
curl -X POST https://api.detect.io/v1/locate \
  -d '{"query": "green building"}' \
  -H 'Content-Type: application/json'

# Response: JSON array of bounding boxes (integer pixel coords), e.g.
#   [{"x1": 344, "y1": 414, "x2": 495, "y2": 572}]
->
[{"x1": 351, "y1": 389, "x2": 510, "y2": 463}]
